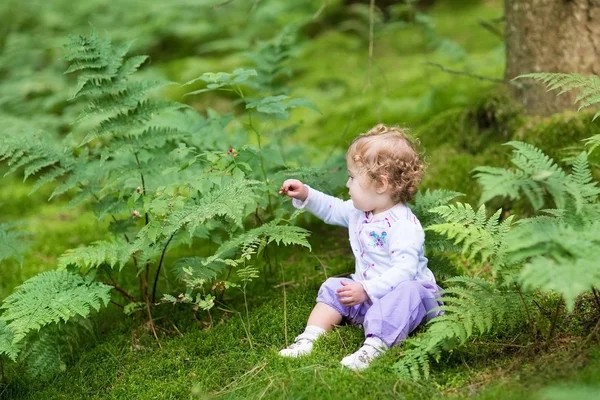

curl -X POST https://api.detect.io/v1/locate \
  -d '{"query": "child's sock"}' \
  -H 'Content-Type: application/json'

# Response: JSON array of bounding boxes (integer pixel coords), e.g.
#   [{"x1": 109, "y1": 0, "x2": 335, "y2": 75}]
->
[
  {"x1": 278, "y1": 325, "x2": 326, "y2": 358},
  {"x1": 340, "y1": 336, "x2": 388, "y2": 371}
]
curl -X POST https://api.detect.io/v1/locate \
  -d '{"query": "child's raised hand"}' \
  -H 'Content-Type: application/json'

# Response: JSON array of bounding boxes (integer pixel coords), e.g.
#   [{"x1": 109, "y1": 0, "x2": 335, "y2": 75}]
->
[
  {"x1": 337, "y1": 280, "x2": 368, "y2": 306},
  {"x1": 279, "y1": 179, "x2": 308, "y2": 201}
]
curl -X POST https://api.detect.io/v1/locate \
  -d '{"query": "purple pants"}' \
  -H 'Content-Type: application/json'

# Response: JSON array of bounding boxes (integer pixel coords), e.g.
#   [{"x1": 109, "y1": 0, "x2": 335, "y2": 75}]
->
[{"x1": 317, "y1": 278, "x2": 443, "y2": 348}]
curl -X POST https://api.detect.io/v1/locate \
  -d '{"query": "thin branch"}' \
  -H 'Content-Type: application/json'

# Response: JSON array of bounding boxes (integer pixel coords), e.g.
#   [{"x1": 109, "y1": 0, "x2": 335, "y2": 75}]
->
[
  {"x1": 426, "y1": 62, "x2": 506, "y2": 84},
  {"x1": 145, "y1": 301, "x2": 162, "y2": 349},
  {"x1": 545, "y1": 298, "x2": 563, "y2": 350},
  {"x1": 313, "y1": 0, "x2": 329, "y2": 20},
  {"x1": 152, "y1": 233, "x2": 175, "y2": 303},
  {"x1": 515, "y1": 283, "x2": 536, "y2": 340},
  {"x1": 363, "y1": 0, "x2": 375, "y2": 94},
  {"x1": 592, "y1": 287, "x2": 600, "y2": 311},
  {"x1": 478, "y1": 18, "x2": 503, "y2": 40},
  {"x1": 110, "y1": 300, "x2": 124, "y2": 309}
]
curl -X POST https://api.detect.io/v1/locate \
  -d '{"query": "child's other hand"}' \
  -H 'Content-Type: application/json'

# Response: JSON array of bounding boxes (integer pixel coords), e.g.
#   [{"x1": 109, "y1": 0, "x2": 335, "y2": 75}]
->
[
  {"x1": 337, "y1": 280, "x2": 368, "y2": 306},
  {"x1": 279, "y1": 179, "x2": 308, "y2": 201}
]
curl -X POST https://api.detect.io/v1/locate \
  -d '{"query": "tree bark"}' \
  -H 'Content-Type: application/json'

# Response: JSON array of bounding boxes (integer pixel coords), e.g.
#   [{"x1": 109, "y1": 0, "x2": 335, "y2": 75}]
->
[{"x1": 505, "y1": 0, "x2": 600, "y2": 115}]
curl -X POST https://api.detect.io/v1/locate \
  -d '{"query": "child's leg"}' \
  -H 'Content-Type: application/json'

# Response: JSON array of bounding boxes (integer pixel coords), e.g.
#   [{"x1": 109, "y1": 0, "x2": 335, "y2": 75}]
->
[
  {"x1": 279, "y1": 278, "x2": 359, "y2": 358},
  {"x1": 340, "y1": 281, "x2": 441, "y2": 371},
  {"x1": 307, "y1": 302, "x2": 343, "y2": 330},
  {"x1": 363, "y1": 280, "x2": 441, "y2": 347}
]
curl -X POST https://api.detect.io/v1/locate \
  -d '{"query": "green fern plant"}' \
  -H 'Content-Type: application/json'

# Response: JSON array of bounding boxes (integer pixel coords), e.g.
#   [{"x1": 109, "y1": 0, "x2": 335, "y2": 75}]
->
[
  {"x1": 395, "y1": 276, "x2": 527, "y2": 379},
  {"x1": 517, "y1": 72, "x2": 600, "y2": 153},
  {"x1": 394, "y1": 140, "x2": 600, "y2": 379}
]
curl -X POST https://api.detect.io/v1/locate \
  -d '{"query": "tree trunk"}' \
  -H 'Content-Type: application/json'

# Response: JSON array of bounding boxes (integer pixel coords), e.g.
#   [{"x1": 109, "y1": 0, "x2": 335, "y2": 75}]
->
[{"x1": 505, "y1": 0, "x2": 600, "y2": 115}]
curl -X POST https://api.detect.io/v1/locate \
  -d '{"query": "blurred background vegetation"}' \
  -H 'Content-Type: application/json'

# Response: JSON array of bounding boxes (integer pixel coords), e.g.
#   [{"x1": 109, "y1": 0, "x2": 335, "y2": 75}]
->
[{"x1": 1, "y1": 0, "x2": 599, "y2": 398}]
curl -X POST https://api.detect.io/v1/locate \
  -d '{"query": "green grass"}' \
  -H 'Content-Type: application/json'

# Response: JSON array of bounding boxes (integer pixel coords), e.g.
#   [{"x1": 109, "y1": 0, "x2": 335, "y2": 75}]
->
[{"x1": 2, "y1": 0, "x2": 600, "y2": 398}]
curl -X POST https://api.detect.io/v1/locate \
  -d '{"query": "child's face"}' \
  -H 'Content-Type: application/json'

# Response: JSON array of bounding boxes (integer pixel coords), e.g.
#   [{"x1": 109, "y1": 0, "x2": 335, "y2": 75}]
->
[{"x1": 346, "y1": 164, "x2": 386, "y2": 213}]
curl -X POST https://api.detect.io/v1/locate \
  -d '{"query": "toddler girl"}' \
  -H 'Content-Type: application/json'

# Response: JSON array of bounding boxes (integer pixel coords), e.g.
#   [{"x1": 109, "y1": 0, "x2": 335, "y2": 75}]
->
[{"x1": 278, "y1": 124, "x2": 442, "y2": 371}]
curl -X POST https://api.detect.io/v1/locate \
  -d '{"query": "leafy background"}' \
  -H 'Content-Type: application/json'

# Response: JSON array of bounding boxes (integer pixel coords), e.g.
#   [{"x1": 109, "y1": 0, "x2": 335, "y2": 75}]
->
[{"x1": 1, "y1": 0, "x2": 599, "y2": 399}]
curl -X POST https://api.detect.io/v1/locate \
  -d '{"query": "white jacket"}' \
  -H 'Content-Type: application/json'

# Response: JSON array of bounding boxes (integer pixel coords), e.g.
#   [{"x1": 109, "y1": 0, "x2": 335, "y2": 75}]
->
[{"x1": 293, "y1": 186, "x2": 436, "y2": 299}]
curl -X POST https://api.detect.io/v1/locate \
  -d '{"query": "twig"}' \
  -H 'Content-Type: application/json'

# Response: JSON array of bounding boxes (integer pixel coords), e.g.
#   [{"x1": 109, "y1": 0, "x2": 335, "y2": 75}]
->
[
  {"x1": 592, "y1": 287, "x2": 600, "y2": 311},
  {"x1": 545, "y1": 298, "x2": 563, "y2": 351},
  {"x1": 472, "y1": 340, "x2": 530, "y2": 349},
  {"x1": 478, "y1": 18, "x2": 503, "y2": 40},
  {"x1": 363, "y1": 0, "x2": 376, "y2": 94},
  {"x1": 426, "y1": 62, "x2": 505, "y2": 84},
  {"x1": 170, "y1": 321, "x2": 184, "y2": 337},
  {"x1": 110, "y1": 300, "x2": 124, "y2": 309},
  {"x1": 313, "y1": 0, "x2": 329, "y2": 20},
  {"x1": 280, "y1": 261, "x2": 289, "y2": 345},
  {"x1": 578, "y1": 316, "x2": 600, "y2": 350},
  {"x1": 152, "y1": 233, "x2": 175, "y2": 303},
  {"x1": 145, "y1": 301, "x2": 162, "y2": 349},
  {"x1": 515, "y1": 284, "x2": 536, "y2": 340}
]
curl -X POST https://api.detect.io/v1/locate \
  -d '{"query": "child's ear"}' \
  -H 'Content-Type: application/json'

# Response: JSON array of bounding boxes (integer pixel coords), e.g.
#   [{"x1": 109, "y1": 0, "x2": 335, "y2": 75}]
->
[{"x1": 376, "y1": 175, "x2": 389, "y2": 194}]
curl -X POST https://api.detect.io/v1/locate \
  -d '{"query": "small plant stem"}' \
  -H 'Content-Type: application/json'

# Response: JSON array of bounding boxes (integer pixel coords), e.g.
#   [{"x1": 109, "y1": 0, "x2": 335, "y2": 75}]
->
[
  {"x1": 545, "y1": 297, "x2": 563, "y2": 350},
  {"x1": 134, "y1": 152, "x2": 151, "y2": 303},
  {"x1": 235, "y1": 85, "x2": 273, "y2": 212},
  {"x1": 243, "y1": 281, "x2": 253, "y2": 348},
  {"x1": 592, "y1": 287, "x2": 600, "y2": 311},
  {"x1": 280, "y1": 261, "x2": 288, "y2": 345},
  {"x1": 515, "y1": 284, "x2": 536, "y2": 339},
  {"x1": 152, "y1": 233, "x2": 175, "y2": 303},
  {"x1": 110, "y1": 300, "x2": 124, "y2": 309},
  {"x1": 579, "y1": 315, "x2": 600, "y2": 350},
  {"x1": 145, "y1": 300, "x2": 162, "y2": 349},
  {"x1": 104, "y1": 267, "x2": 136, "y2": 302}
]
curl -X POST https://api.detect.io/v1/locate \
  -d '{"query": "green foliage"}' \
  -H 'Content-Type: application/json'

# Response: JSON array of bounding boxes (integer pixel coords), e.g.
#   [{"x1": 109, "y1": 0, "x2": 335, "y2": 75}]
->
[
  {"x1": 517, "y1": 73, "x2": 600, "y2": 120},
  {"x1": 395, "y1": 136, "x2": 600, "y2": 378},
  {"x1": 426, "y1": 203, "x2": 513, "y2": 267},
  {"x1": 0, "y1": 222, "x2": 31, "y2": 266},
  {"x1": 0, "y1": 270, "x2": 110, "y2": 344},
  {"x1": 395, "y1": 276, "x2": 526, "y2": 379},
  {"x1": 474, "y1": 142, "x2": 598, "y2": 211},
  {"x1": 58, "y1": 237, "x2": 134, "y2": 272}
]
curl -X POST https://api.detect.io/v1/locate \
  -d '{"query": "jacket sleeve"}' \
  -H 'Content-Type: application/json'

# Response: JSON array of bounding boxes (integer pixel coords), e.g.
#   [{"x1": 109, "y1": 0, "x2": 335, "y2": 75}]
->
[
  {"x1": 360, "y1": 219, "x2": 424, "y2": 299},
  {"x1": 292, "y1": 185, "x2": 355, "y2": 228}
]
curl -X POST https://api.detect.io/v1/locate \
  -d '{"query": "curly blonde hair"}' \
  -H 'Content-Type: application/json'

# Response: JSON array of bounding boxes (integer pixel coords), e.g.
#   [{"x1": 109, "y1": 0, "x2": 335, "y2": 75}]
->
[{"x1": 346, "y1": 123, "x2": 425, "y2": 203}]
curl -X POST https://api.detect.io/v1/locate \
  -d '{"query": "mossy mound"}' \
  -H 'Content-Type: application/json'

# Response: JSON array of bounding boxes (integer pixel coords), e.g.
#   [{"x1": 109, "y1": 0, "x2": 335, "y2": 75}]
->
[
  {"x1": 415, "y1": 87, "x2": 600, "y2": 208},
  {"x1": 516, "y1": 111, "x2": 600, "y2": 167}
]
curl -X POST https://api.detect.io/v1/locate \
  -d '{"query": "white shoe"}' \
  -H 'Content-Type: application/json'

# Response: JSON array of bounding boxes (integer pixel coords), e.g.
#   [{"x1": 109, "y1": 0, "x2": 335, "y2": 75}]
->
[
  {"x1": 340, "y1": 340, "x2": 386, "y2": 371},
  {"x1": 278, "y1": 334, "x2": 314, "y2": 358}
]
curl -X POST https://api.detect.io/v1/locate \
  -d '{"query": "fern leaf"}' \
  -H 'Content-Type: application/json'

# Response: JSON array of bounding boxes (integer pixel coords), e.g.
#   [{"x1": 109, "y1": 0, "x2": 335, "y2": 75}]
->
[
  {"x1": 426, "y1": 203, "x2": 512, "y2": 266},
  {"x1": 0, "y1": 271, "x2": 111, "y2": 343},
  {"x1": 0, "y1": 320, "x2": 20, "y2": 361},
  {"x1": 517, "y1": 73, "x2": 600, "y2": 113},
  {"x1": 475, "y1": 142, "x2": 578, "y2": 210},
  {"x1": 58, "y1": 237, "x2": 134, "y2": 271}
]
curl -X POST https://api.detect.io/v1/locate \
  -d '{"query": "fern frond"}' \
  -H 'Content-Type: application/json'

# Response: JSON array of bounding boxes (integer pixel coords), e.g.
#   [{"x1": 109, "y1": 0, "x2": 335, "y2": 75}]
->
[
  {"x1": 0, "y1": 271, "x2": 111, "y2": 343},
  {"x1": 521, "y1": 255, "x2": 600, "y2": 312},
  {"x1": 507, "y1": 217, "x2": 600, "y2": 311},
  {"x1": 426, "y1": 203, "x2": 513, "y2": 266},
  {"x1": 516, "y1": 73, "x2": 600, "y2": 117},
  {"x1": 134, "y1": 179, "x2": 259, "y2": 248},
  {"x1": 57, "y1": 237, "x2": 135, "y2": 271},
  {"x1": 214, "y1": 221, "x2": 311, "y2": 260},
  {"x1": 475, "y1": 141, "x2": 587, "y2": 211},
  {"x1": 171, "y1": 257, "x2": 227, "y2": 282},
  {"x1": 394, "y1": 276, "x2": 526, "y2": 379},
  {"x1": 410, "y1": 189, "x2": 463, "y2": 227},
  {"x1": 565, "y1": 152, "x2": 600, "y2": 208},
  {"x1": 583, "y1": 134, "x2": 600, "y2": 154},
  {"x1": 0, "y1": 320, "x2": 20, "y2": 361}
]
